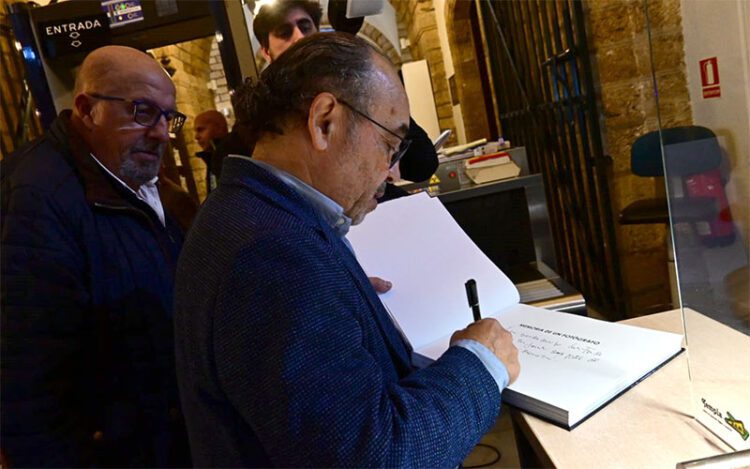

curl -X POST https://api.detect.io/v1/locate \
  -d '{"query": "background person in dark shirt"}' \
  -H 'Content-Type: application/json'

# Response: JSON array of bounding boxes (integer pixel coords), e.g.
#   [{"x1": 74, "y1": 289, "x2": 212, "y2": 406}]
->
[{"x1": 193, "y1": 109, "x2": 229, "y2": 191}]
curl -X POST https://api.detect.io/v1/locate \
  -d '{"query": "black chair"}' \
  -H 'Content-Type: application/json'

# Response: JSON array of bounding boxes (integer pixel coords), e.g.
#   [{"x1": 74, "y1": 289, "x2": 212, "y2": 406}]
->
[{"x1": 619, "y1": 126, "x2": 721, "y2": 226}]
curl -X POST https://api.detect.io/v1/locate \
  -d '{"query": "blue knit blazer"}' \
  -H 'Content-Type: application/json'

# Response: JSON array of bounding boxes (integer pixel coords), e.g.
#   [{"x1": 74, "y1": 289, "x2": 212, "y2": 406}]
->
[{"x1": 174, "y1": 156, "x2": 502, "y2": 467}]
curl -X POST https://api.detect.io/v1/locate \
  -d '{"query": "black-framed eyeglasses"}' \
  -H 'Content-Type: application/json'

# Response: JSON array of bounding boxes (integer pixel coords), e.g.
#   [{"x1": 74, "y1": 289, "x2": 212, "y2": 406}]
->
[
  {"x1": 87, "y1": 93, "x2": 187, "y2": 134},
  {"x1": 337, "y1": 98, "x2": 411, "y2": 169}
]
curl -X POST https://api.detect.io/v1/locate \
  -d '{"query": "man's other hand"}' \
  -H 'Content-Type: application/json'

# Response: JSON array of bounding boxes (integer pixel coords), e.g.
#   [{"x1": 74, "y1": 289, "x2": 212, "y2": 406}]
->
[
  {"x1": 369, "y1": 276, "x2": 392, "y2": 293},
  {"x1": 450, "y1": 319, "x2": 520, "y2": 384}
]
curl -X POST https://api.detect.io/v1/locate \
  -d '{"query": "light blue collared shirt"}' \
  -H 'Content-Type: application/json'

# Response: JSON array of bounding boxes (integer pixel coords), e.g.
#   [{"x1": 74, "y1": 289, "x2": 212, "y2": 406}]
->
[
  {"x1": 453, "y1": 339, "x2": 510, "y2": 393},
  {"x1": 238, "y1": 156, "x2": 509, "y2": 394}
]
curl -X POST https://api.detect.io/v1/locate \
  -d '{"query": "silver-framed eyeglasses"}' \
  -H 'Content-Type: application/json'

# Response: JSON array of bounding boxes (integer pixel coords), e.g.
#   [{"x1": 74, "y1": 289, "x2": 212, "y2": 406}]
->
[
  {"x1": 337, "y1": 98, "x2": 411, "y2": 169},
  {"x1": 88, "y1": 93, "x2": 187, "y2": 134}
]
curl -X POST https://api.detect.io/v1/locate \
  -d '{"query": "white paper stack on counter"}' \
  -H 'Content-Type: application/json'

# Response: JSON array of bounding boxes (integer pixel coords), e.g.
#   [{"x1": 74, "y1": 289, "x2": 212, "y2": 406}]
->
[
  {"x1": 348, "y1": 193, "x2": 684, "y2": 429},
  {"x1": 464, "y1": 151, "x2": 521, "y2": 184}
]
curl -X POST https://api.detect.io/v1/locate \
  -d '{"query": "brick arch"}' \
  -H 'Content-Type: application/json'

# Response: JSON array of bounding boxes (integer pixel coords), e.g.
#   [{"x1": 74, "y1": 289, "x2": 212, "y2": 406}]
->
[
  {"x1": 358, "y1": 23, "x2": 401, "y2": 66},
  {"x1": 445, "y1": 0, "x2": 493, "y2": 141},
  {"x1": 391, "y1": 0, "x2": 458, "y2": 146}
]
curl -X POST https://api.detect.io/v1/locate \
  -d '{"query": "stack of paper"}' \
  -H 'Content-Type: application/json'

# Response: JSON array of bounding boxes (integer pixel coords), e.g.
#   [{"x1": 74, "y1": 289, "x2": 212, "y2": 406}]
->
[{"x1": 464, "y1": 152, "x2": 521, "y2": 184}]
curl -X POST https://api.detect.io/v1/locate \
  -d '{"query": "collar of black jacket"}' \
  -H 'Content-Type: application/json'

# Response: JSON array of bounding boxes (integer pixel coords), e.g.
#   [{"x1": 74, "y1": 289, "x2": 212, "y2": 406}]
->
[{"x1": 50, "y1": 110, "x2": 157, "y2": 213}]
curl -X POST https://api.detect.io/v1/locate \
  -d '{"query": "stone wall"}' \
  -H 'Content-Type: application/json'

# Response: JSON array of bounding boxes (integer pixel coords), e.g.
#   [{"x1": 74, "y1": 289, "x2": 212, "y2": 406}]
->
[
  {"x1": 209, "y1": 38, "x2": 234, "y2": 127},
  {"x1": 586, "y1": 0, "x2": 692, "y2": 315},
  {"x1": 394, "y1": 0, "x2": 457, "y2": 146},
  {"x1": 0, "y1": 0, "x2": 42, "y2": 158},
  {"x1": 150, "y1": 37, "x2": 215, "y2": 201},
  {"x1": 1, "y1": 6, "x2": 19, "y2": 158},
  {"x1": 443, "y1": 0, "x2": 492, "y2": 142}
]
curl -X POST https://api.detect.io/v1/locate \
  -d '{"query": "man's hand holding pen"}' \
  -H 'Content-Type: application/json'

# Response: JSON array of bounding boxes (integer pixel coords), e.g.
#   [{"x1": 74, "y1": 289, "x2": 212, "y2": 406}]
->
[
  {"x1": 450, "y1": 320, "x2": 520, "y2": 384},
  {"x1": 450, "y1": 278, "x2": 520, "y2": 384}
]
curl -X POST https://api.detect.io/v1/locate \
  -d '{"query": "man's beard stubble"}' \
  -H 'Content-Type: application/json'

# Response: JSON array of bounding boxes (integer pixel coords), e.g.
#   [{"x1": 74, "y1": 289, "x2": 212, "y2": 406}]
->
[
  {"x1": 350, "y1": 180, "x2": 387, "y2": 226},
  {"x1": 119, "y1": 140, "x2": 165, "y2": 187}
]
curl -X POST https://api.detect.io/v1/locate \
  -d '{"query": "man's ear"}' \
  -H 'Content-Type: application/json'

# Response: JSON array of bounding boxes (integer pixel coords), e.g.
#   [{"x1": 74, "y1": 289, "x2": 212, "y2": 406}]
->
[
  {"x1": 73, "y1": 93, "x2": 96, "y2": 130},
  {"x1": 307, "y1": 92, "x2": 340, "y2": 152},
  {"x1": 261, "y1": 47, "x2": 272, "y2": 63}
]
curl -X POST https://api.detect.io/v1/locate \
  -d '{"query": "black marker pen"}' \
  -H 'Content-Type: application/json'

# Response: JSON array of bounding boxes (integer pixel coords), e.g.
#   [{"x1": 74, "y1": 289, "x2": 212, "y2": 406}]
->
[{"x1": 465, "y1": 279, "x2": 482, "y2": 321}]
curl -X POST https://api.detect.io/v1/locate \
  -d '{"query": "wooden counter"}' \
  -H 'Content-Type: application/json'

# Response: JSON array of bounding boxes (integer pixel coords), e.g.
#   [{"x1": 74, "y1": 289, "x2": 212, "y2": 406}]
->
[{"x1": 510, "y1": 309, "x2": 737, "y2": 468}]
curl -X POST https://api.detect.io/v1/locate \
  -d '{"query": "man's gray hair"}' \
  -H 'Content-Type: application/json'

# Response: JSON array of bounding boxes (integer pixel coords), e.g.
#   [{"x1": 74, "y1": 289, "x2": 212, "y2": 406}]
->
[{"x1": 231, "y1": 32, "x2": 382, "y2": 145}]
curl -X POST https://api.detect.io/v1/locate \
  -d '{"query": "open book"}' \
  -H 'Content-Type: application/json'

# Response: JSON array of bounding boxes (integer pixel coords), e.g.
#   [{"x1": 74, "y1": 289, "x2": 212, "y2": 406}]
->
[{"x1": 348, "y1": 193, "x2": 683, "y2": 429}]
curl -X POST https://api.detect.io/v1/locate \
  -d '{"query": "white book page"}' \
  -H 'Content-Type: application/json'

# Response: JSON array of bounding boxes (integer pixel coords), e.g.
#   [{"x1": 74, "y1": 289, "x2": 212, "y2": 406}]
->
[
  {"x1": 348, "y1": 192, "x2": 520, "y2": 350},
  {"x1": 393, "y1": 300, "x2": 683, "y2": 426},
  {"x1": 497, "y1": 304, "x2": 683, "y2": 421}
]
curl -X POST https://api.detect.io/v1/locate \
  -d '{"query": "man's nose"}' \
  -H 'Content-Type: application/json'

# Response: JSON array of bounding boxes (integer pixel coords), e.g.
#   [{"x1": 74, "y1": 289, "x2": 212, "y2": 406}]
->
[
  {"x1": 290, "y1": 26, "x2": 306, "y2": 43},
  {"x1": 147, "y1": 115, "x2": 170, "y2": 142}
]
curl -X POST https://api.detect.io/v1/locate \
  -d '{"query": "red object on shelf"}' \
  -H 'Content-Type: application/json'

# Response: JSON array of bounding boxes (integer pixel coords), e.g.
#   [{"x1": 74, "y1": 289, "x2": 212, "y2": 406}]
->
[{"x1": 467, "y1": 151, "x2": 511, "y2": 165}]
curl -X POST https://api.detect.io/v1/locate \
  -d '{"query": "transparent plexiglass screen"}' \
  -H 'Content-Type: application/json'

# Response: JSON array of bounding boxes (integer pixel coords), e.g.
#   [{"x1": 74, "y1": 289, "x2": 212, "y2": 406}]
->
[
  {"x1": 663, "y1": 137, "x2": 749, "y2": 335},
  {"x1": 649, "y1": 0, "x2": 750, "y2": 450}
]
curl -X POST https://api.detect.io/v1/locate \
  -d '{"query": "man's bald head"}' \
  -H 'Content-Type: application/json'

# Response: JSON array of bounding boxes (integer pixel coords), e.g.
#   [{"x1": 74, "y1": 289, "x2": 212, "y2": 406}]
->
[
  {"x1": 73, "y1": 45, "x2": 174, "y2": 97},
  {"x1": 194, "y1": 110, "x2": 228, "y2": 151},
  {"x1": 195, "y1": 110, "x2": 227, "y2": 129}
]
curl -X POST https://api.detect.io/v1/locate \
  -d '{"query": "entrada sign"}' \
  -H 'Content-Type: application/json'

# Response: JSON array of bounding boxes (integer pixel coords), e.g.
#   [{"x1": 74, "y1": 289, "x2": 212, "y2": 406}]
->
[
  {"x1": 44, "y1": 19, "x2": 103, "y2": 36},
  {"x1": 37, "y1": 13, "x2": 110, "y2": 59}
]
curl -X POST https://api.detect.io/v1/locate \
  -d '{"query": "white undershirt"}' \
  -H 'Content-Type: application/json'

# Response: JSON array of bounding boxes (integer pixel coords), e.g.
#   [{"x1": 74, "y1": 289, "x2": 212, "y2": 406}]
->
[{"x1": 89, "y1": 153, "x2": 166, "y2": 226}]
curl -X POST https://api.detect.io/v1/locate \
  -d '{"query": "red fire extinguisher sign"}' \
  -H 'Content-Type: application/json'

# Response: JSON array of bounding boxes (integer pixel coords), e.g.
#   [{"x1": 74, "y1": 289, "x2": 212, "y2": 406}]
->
[{"x1": 700, "y1": 57, "x2": 721, "y2": 99}]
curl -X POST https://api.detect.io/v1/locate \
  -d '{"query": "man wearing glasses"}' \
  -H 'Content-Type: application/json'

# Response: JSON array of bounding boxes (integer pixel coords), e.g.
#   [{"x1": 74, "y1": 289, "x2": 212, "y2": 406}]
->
[
  {"x1": 1, "y1": 45, "x2": 190, "y2": 466},
  {"x1": 174, "y1": 33, "x2": 519, "y2": 467}
]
